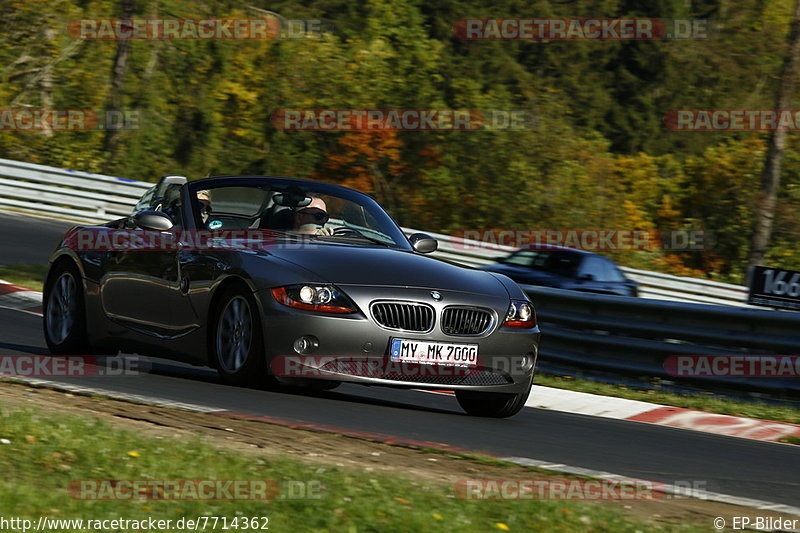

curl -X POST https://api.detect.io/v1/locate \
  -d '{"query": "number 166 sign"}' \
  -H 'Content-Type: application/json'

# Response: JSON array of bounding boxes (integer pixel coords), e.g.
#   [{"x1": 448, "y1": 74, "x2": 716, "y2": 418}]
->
[{"x1": 748, "y1": 266, "x2": 800, "y2": 311}]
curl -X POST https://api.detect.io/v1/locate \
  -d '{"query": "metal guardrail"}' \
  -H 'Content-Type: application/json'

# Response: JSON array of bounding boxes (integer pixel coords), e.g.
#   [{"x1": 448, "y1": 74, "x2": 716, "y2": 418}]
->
[
  {"x1": 0, "y1": 157, "x2": 796, "y2": 394},
  {"x1": 0, "y1": 158, "x2": 150, "y2": 222},
  {"x1": 0, "y1": 156, "x2": 752, "y2": 306},
  {"x1": 524, "y1": 285, "x2": 800, "y2": 394}
]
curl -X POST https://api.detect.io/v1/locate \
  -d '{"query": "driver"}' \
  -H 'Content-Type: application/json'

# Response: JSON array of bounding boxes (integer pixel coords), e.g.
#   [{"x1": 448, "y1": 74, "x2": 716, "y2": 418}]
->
[{"x1": 293, "y1": 196, "x2": 334, "y2": 235}]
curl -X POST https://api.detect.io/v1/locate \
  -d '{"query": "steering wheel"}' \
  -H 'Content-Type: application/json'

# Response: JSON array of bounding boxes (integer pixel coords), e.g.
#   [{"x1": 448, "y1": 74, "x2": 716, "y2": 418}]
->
[{"x1": 332, "y1": 227, "x2": 360, "y2": 236}]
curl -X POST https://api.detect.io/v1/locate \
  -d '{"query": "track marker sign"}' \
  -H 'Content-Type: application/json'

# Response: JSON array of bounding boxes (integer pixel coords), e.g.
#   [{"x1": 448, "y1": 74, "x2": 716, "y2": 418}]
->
[{"x1": 747, "y1": 266, "x2": 800, "y2": 310}]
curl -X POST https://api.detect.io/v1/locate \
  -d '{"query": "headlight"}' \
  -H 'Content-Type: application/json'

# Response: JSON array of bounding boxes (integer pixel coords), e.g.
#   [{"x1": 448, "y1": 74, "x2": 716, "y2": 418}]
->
[
  {"x1": 272, "y1": 284, "x2": 358, "y2": 314},
  {"x1": 503, "y1": 300, "x2": 536, "y2": 328}
]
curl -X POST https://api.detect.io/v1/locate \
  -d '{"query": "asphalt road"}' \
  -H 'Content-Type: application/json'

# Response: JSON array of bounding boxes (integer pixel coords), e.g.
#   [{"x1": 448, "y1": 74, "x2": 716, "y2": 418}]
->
[
  {"x1": 1, "y1": 211, "x2": 799, "y2": 508},
  {"x1": 0, "y1": 211, "x2": 75, "y2": 264}
]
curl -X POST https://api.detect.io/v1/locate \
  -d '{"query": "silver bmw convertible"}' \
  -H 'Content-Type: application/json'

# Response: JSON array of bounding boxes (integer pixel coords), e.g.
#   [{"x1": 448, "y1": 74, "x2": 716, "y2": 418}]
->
[{"x1": 43, "y1": 175, "x2": 540, "y2": 417}]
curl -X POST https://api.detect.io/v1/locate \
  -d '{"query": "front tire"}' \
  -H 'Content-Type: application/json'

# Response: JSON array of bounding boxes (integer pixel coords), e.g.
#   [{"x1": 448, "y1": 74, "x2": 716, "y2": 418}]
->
[
  {"x1": 211, "y1": 285, "x2": 271, "y2": 386},
  {"x1": 43, "y1": 262, "x2": 90, "y2": 355},
  {"x1": 455, "y1": 384, "x2": 532, "y2": 418}
]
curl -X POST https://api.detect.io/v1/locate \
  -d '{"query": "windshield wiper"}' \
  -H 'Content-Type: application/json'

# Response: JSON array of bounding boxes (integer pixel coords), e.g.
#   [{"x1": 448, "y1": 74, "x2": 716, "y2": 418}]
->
[
  {"x1": 347, "y1": 233, "x2": 394, "y2": 247},
  {"x1": 317, "y1": 228, "x2": 395, "y2": 247}
]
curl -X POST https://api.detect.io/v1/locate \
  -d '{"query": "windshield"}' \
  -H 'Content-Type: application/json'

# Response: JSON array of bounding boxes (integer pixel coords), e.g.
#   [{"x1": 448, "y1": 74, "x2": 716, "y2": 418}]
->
[{"x1": 186, "y1": 178, "x2": 411, "y2": 250}]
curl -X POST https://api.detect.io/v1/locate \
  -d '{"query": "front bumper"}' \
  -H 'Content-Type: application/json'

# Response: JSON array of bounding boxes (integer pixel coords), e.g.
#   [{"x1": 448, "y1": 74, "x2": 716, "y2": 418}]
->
[{"x1": 256, "y1": 285, "x2": 540, "y2": 393}]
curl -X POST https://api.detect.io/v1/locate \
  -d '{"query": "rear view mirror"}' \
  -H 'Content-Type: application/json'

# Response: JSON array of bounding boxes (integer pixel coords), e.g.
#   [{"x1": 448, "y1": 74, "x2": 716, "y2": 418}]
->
[
  {"x1": 134, "y1": 210, "x2": 174, "y2": 231},
  {"x1": 408, "y1": 233, "x2": 438, "y2": 253},
  {"x1": 273, "y1": 190, "x2": 312, "y2": 208}
]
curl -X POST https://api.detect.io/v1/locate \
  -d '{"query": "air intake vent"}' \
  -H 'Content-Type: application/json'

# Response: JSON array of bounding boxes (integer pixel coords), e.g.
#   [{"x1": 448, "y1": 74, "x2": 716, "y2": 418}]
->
[
  {"x1": 441, "y1": 306, "x2": 493, "y2": 336},
  {"x1": 371, "y1": 302, "x2": 434, "y2": 332},
  {"x1": 318, "y1": 359, "x2": 513, "y2": 386}
]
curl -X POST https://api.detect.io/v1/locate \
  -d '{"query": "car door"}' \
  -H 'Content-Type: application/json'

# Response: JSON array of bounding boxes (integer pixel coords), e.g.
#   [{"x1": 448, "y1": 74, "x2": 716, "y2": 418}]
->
[
  {"x1": 99, "y1": 183, "x2": 181, "y2": 336},
  {"x1": 170, "y1": 185, "x2": 274, "y2": 332},
  {"x1": 171, "y1": 185, "x2": 212, "y2": 333}
]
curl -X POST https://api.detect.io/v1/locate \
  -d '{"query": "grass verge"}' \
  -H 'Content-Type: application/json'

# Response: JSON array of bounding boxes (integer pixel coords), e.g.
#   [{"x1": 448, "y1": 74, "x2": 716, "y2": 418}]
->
[
  {"x1": 0, "y1": 263, "x2": 48, "y2": 291},
  {"x1": 535, "y1": 374, "x2": 800, "y2": 424},
  {"x1": 0, "y1": 405, "x2": 707, "y2": 532}
]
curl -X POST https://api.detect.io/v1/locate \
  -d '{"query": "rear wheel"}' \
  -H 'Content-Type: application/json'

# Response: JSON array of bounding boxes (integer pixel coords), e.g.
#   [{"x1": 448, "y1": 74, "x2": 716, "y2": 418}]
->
[
  {"x1": 211, "y1": 285, "x2": 272, "y2": 386},
  {"x1": 43, "y1": 262, "x2": 90, "y2": 355},
  {"x1": 455, "y1": 384, "x2": 532, "y2": 418}
]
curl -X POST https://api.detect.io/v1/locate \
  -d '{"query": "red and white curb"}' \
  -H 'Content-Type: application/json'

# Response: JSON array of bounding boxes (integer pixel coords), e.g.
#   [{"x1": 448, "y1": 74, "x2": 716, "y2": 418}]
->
[
  {"x1": 427, "y1": 386, "x2": 800, "y2": 443},
  {"x1": 0, "y1": 280, "x2": 43, "y2": 316},
  {"x1": 3, "y1": 280, "x2": 800, "y2": 444},
  {"x1": 525, "y1": 386, "x2": 800, "y2": 443}
]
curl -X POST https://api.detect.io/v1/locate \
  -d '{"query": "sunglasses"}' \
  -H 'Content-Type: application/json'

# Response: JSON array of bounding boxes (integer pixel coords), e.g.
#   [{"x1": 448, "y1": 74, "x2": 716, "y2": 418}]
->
[{"x1": 297, "y1": 209, "x2": 329, "y2": 223}]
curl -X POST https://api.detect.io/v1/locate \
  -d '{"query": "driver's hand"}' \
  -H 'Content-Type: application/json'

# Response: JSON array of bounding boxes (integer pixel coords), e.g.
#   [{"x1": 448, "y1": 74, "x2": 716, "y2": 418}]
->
[{"x1": 314, "y1": 226, "x2": 334, "y2": 236}]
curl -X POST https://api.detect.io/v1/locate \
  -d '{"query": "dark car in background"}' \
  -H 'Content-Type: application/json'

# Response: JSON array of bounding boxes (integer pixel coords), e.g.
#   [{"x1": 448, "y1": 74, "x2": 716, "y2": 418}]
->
[{"x1": 480, "y1": 244, "x2": 639, "y2": 297}]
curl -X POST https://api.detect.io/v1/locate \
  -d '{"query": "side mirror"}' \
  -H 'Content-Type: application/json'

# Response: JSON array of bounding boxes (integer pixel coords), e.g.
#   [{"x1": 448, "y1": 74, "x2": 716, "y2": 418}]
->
[
  {"x1": 408, "y1": 232, "x2": 438, "y2": 254},
  {"x1": 134, "y1": 210, "x2": 174, "y2": 231},
  {"x1": 578, "y1": 273, "x2": 594, "y2": 281}
]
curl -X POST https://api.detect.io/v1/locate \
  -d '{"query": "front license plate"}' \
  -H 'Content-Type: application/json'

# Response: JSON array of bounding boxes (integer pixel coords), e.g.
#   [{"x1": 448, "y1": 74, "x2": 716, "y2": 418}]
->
[{"x1": 390, "y1": 338, "x2": 478, "y2": 367}]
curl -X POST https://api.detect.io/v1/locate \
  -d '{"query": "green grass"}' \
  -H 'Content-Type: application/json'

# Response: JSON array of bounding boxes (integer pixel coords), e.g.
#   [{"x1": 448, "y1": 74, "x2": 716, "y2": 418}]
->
[
  {"x1": 535, "y1": 374, "x2": 800, "y2": 424},
  {"x1": 0, "y1": 263, "x2": 48, "y2": 291},
  {"x1": 0, "y1": 406, "x2": 707, "y2": 532}
]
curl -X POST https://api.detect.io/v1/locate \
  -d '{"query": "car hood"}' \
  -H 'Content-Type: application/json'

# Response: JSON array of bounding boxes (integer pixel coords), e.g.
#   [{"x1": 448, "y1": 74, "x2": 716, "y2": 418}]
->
[{"x1": 266, "y1": 244, "x2": 508, "y2": 296}]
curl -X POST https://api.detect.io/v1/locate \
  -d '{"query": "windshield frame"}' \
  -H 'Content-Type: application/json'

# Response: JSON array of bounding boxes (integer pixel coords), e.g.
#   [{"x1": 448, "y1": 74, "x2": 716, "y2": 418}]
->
[{"x1": 184, "y1": 176, "x2": 413, "y2": 251}]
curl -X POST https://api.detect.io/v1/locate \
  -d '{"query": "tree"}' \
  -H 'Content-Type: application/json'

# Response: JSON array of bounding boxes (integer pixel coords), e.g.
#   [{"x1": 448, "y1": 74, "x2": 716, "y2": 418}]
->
[
  {"x1": 748, "y1": 0, "x2": 800, "y2": 269},
  {"x1": 101, "y1": 0, "x2": 136, "y2": 171}
]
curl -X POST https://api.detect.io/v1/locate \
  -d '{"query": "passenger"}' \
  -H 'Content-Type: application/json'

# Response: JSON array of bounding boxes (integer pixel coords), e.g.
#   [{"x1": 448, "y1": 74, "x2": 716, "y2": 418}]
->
[{"x1": 197, "y1": 190, "x2": 212, "y2": 224}]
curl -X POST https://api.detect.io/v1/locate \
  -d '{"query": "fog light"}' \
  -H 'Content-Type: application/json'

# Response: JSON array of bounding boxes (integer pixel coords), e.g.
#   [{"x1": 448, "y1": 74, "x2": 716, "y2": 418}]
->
[
  {"x1": 522, "y1": 351, "x2": 537, "y2": 371},
  {"x1": 293, "y1": 335, "x2": 319, "y2": 354}
]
